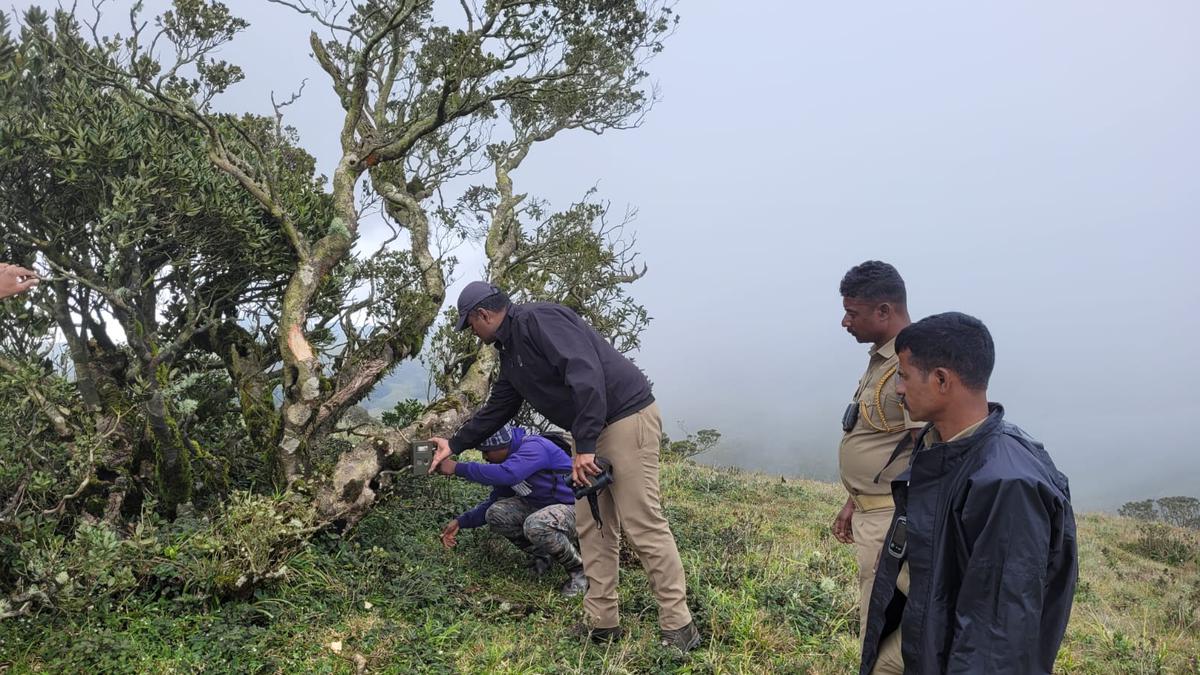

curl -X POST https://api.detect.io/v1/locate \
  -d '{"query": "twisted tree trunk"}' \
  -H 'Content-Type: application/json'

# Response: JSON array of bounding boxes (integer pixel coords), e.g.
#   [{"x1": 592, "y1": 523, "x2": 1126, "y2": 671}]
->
[{"x1": 314, "y1": 346, "x2": 497, "y2": 529}]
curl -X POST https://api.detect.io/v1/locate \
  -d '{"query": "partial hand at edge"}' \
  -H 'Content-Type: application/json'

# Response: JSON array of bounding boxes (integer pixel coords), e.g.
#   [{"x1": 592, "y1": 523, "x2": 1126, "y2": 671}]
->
[{"x1": 0, "y1": 264, "x2": 39, "y2": 299}]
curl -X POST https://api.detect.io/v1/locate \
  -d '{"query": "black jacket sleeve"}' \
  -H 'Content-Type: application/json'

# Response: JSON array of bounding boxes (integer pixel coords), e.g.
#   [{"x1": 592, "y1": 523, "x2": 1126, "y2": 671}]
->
[
  {"x1": 947, "y1": 473, "x2": 1058, "y2": 674},
  {"x1": 448, "y1": 373, "x2": 523, "y2": 454},
  {"x1": 528, "y1": 308, "x2": 607, "y2": 454}
]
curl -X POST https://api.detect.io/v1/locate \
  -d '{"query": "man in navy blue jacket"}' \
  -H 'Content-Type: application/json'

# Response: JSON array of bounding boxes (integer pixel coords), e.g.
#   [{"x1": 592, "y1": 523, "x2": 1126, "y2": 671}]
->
[
  {"x1": 860, "y1": 313, "x2": 1077, "y2": 674},
  {"x1": 435, "y1": 425, "x2": 587, "y2": 596},
  {"x1": 429, "y1": 282, "x2": 698, "y2": 651}
]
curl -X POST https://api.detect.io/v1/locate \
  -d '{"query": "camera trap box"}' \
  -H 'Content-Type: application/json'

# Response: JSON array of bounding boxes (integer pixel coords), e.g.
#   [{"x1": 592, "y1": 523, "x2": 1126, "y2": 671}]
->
[{"x1": 410, "y1": 441, "x2": 435, "y2": 475}]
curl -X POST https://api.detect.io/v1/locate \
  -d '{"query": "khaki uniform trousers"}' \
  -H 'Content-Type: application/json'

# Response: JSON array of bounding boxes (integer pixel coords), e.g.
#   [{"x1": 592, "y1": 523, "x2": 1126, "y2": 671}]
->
[
  {"x1": 869, "y1": 563, "x2": 909, "y2": 675},
  {"x1": 852, "y1": 503, "x2": 894, "y2": 641},
  {"x1": 575, "y1": 402, "x2": 692, "y2": 631},
  {"x1": 872, "y1": 629, "x2": 905, "y2": 674}
]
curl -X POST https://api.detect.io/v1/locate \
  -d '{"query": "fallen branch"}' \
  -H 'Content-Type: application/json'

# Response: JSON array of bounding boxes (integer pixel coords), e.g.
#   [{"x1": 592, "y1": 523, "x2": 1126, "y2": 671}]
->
[
  {"x1": 42, "y1": 476, "x2": 96, "y2": 516},
  {"x1": 0, "y1": 588, "x2": 51, "y2": 620}
]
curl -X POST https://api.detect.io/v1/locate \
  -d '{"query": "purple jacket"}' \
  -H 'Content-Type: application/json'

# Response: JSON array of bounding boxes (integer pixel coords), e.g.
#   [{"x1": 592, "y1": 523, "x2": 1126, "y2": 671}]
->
[{"x1": 454, "y1": 428, "x2": 575, "y2": 529}]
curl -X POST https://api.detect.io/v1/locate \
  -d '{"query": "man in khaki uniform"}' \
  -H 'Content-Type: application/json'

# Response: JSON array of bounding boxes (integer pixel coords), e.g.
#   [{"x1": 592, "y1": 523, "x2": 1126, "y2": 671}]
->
[{"x1": 832, "y1": 261, "x2": 923, "y2": 642}]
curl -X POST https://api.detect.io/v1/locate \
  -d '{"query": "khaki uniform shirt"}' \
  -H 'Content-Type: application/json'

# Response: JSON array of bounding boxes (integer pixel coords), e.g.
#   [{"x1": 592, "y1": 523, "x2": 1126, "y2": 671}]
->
[
  {"x1": 919, "y1": 416, "x2": 988, "y2": 449},
  {"x1": 838, "y1": 337, "x2": 925, "y2": 496}
]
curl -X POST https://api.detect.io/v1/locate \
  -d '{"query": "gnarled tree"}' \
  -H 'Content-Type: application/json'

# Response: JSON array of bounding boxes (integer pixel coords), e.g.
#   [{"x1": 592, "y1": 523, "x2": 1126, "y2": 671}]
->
[
  {"x1": 6, "y1": 0, "x2": 673, "y2": 528},
  {"x1": 1, "y1": 9, "x2": 336, "y2": 513}
]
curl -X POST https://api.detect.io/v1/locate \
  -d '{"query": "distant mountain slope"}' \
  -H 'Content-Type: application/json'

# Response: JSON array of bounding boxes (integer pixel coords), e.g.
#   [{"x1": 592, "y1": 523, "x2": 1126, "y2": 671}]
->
[{"x1": 361, "y1": 358, "x2": 436, "y2": 415}]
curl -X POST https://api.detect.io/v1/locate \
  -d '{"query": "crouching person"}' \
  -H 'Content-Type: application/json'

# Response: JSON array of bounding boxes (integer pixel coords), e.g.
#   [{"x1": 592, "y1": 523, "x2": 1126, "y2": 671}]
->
[{"x1": 435, "y1": 425, "x2": 588, "y2": 596}]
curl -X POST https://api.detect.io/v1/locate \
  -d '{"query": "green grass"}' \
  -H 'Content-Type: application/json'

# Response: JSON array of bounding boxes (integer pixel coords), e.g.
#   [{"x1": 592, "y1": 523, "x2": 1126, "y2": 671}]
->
[{"x1": 1, "y1": 461, "x2": 1197, "y2": 673}]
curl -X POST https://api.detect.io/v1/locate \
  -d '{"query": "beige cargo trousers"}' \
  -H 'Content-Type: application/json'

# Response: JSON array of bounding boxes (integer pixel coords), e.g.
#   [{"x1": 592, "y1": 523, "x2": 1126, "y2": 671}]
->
[{"x1": 575, "y1": 402, "x2": 693, "y2": 631}]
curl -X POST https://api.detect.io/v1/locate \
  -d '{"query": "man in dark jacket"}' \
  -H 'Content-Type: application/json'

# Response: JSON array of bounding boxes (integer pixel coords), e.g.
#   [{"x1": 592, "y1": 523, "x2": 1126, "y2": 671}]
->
[
  {"x1": 860, "y1": 312, "x2": 1077, "y2": 675},
  {"x1": 429, "y1": 282, "x2": 699, "y2": 652},
  {"x1": 436, "y1": 425, "x2": 587, "y2": 596}
]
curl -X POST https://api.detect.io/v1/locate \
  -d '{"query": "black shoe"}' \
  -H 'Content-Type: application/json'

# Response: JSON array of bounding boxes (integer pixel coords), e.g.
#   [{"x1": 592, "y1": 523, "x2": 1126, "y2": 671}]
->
[
  {"x1": 660, "y1": 621, "x2": 701, "y2": 653},
  {"x1": 560, "y1": 567, "x2": 588, "y2": 597},
  {"x1": 568, "y1": 621, "x2": 623, "y2": 644},
  {"x1": 526, "y1": 555, "x2": 553, "y2": 577}
]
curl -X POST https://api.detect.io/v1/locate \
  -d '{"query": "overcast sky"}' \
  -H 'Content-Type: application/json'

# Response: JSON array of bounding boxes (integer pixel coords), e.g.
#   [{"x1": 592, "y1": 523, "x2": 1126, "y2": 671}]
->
[{"x1": 22, "y1": 1, "x2": 1199, "y2": 510}]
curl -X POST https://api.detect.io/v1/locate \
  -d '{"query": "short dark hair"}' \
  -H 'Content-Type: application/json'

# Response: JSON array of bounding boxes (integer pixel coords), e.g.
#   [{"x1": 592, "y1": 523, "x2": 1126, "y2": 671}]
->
[
  {"x1": 896, "y1": 312, "x2": 994, "y2": 390},
  {"x1": 839, "y1": 260, "x2": 907, "y2": 305},
  {"x1": 475, "y1": 289, "x2": 510, "y2": 313}
]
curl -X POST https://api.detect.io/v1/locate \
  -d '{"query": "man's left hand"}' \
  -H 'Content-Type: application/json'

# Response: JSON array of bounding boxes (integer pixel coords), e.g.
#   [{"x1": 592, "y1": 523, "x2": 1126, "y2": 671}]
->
[
  {"x1": 435, "y1": 457, "x2": 457, "y2": 476},
  {"x1": 571, "y1": 452, "x2": 602, "y2": 487}
]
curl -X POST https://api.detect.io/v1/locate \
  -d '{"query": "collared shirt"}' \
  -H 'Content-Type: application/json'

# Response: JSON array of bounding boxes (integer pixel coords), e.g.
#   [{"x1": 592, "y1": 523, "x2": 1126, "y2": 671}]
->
[
  {"x1": 920, "y1": 416, "x2": 989, "y2": 448},
  {"x1": 838, "y1": 337, "x2": 925, "y2": 496}
]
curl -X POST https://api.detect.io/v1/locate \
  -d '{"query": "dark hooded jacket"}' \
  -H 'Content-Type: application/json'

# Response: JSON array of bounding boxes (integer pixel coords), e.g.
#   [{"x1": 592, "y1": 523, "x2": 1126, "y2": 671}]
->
[
  {"x1": 860, "y1": 404, "x2": 1078, "y2": 675},
  {"x1": 449, "y1": 302, "x2": 654, "y2": 455}
]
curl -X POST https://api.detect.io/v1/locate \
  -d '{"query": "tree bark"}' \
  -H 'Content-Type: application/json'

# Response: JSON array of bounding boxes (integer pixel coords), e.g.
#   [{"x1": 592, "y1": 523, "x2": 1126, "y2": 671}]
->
[
  {"x1": 274, "y1": 159, "x2": 361, "y2": 485},
  {"x1": 144, "y1": 386, "x2": 193, "y2": 513},
  {"x1": 49, "y1": 280, "x2": 102, "y2": 411},
  {"x1": 313, "y1": 346, "x2": 497, "y2": 529}
]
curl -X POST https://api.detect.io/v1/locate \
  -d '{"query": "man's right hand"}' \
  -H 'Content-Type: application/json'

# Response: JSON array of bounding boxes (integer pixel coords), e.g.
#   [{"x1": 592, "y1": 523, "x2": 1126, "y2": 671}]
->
[
  {"x1": 428, "y1": 437, "x2": 452, "y2": 474},
  {"x1": 832, "y1": 496, "x2": 855, "y2": 544},
  {"x1": 440, "y1": 519, "x2": 460, "y2": 549},
  {"x1": 571, "y1": 452, "x2": 602, "y2": 488}
]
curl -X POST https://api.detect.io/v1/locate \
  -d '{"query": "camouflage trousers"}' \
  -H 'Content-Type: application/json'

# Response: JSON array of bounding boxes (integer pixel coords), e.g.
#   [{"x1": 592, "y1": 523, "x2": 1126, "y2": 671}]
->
[{"x1": 484, "y1": 497, "x2": 582, "y2": 571}]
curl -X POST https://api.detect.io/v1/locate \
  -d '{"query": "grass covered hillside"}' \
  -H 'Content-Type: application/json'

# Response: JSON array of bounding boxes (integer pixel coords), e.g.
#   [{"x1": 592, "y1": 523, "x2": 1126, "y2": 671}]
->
[{"x1": 2, "y1": 458, "x2": 1198, "y2": 673}]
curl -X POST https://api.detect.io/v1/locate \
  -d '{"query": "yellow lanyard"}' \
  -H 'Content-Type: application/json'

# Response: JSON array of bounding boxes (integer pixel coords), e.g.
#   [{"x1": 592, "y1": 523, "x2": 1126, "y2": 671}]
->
[{"x1": 858, "y1": 364, "x2": 904, "y2": 433}]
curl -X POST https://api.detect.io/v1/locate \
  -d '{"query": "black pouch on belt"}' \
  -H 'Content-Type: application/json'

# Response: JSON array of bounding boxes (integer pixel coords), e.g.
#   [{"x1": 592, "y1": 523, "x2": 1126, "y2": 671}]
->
[{"x1": 842, "y1": 402, "x2": 859, "y2": 432}]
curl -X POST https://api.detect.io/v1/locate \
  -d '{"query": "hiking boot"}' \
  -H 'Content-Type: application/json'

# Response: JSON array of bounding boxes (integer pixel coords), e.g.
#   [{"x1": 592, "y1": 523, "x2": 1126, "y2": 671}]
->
[
  {"x1": 568, "y1": 622, "x2": 623, "y2": 644},
  {"x1": 660, "y1": 621, "x2": 701, "y2": 653},
  {"x1": 526, "y1": 555, "x2": 553, "y2": 577},
  {"x1": 560, "y1": 567, "x2": 588, "y2": 597}
]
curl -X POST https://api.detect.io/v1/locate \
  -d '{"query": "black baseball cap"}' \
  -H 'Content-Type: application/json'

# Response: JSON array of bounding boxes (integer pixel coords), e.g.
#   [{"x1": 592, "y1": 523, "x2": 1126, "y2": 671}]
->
[{"x1": 454, "y1": 281, "x2": 502, "y2": 331}]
